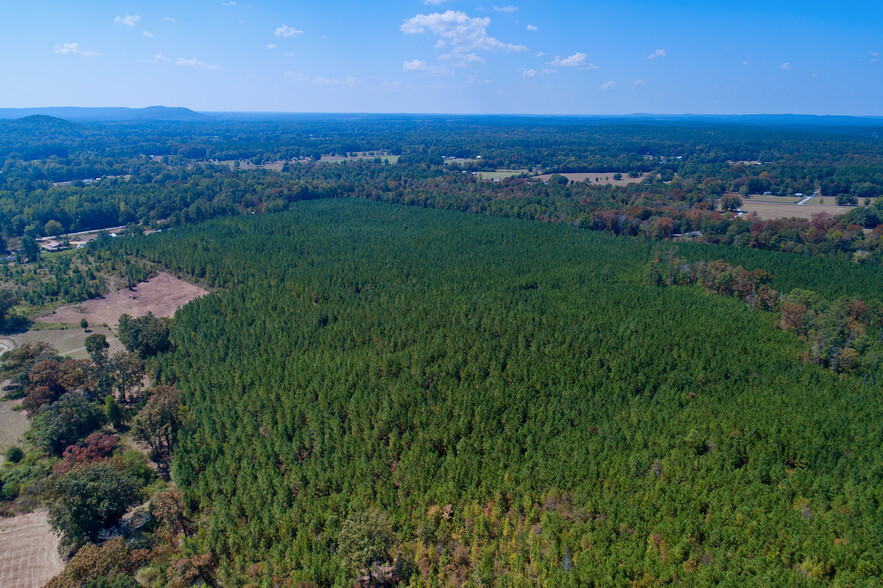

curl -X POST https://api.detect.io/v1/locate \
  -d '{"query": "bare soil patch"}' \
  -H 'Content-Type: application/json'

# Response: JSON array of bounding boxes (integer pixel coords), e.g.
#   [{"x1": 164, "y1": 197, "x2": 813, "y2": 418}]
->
[
  {"x1": 0, "y1": 511, "x2": 64, "y2": 588},
  {"x1": 740, "y1": 201, "x2": 856, "y2": 221},
  {"x1": 38, "y1": 272, "x2": 207, "y2": 329},
  {"x1": 535, "y1": 172, "x2": 648, "y2": 186}
]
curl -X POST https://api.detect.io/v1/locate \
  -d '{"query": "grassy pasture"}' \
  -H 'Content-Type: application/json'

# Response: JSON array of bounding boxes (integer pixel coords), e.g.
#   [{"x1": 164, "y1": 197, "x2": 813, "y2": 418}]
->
[{"x1": 535, "y1": 172, "x2": 649, "y2": 186}]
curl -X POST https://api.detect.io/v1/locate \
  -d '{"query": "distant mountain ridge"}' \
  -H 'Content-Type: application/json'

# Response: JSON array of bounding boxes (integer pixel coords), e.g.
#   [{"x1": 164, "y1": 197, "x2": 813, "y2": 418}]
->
[{"x1": 0, "y1": 106, "x2": 210, "y2": 122}]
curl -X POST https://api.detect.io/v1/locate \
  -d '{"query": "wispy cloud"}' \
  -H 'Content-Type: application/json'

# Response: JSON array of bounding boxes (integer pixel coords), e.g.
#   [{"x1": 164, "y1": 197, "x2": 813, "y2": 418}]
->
[
  {"x1": 402, "y1": 59, "x2": 453, "y2": 76},
  {"x1": 423, "y1": 0, "x2": 452, "y2": 4},
  {"x1": 599, "y1": 80, "x2": 616, "y2": 90},
  {"x1": 440, "y1": 52, "x2": 485, "y2": 66},
  {"x1": 142, "y1": 30, "x2": 153, "y2": 38},
  {"x1": 646, "y1": 48, "x2": 666, "y2": 59},
  {"x1": 522, "y1": 68, "x2": 537, "y2": 78},
  {"x1": 547, "y1": 52, "x2": 597, "y2": 69},
  {"x1": 494, "y1": 5, "x2": 518, "y2": 12},
  {"x1": 631, "y1": 79, "x2": 646, "y2": 88},
  {"x1": 163, "y1": 17, "x2": 177, "y2": 23},
  {"x1": 284, "y1": 71, "x2": 360, "y2": 86},
  {"x1": 275, "y1": 25, "x2": 303, "y2": 38},
  {"x1": 267, "y1": 43, "x2": 277, "y2": 50},
  {"x1": 152, "y1": 53, "x2": 171, "y2": 62},
  {"x1": 221, "y1": 1, "x2": 236, "y2": 5},
  {"x1": 780, "y1": 62, "x2": 792, "y2": 70},
  {"x1": 53, "y1": 43, "x2": 99, "y2": 57},
  {"x1": 114, "y1": 14, "x2": 141, "y2": 27},
  {"x1": 870, "y1": 51, "x2": 879, "y2": 63},
  {"x1": 526, "y1": 24, "x2": 538, "y2": 31},
  {"x1": 177, "y1": 57, "x2": 223, "y2": 70},
  {"x1": 401, "y1": 11, "x2": 528, "y2": 55}
]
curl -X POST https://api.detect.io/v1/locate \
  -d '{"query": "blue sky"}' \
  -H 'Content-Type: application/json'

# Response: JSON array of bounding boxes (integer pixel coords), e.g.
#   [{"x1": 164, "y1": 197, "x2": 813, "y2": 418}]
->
[{"x1": 2, "y1": 0, "x2": 880, "y2": 114}]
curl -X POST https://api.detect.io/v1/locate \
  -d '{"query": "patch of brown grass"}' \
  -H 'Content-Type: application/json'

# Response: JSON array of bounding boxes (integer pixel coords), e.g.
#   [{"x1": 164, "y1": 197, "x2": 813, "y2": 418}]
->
[{"x1": 38, "y1": 272, "x2": 207, "y2": 330}]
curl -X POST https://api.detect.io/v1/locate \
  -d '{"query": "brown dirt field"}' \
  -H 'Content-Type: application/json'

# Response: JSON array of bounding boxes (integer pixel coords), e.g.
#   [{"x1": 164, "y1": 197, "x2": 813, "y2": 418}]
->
[
  {"x1": 535, "y1": 172, "x2": 648, "y2": 186},
  {"x1": 0, "y1": 511, "x2": 64, "y2": 588},
  {"x1": 740, "y1": 201, "x2": 856, "y2": 221},
  {"x1": 38, "y1": 272, "x2": 207, "y2": 329}
]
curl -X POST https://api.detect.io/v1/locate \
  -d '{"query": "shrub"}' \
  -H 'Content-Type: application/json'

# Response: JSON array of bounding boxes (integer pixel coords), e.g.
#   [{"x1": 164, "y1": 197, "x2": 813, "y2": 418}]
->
[{"x1": 4, "y1": 445, "x2": 24, "y2": 463}]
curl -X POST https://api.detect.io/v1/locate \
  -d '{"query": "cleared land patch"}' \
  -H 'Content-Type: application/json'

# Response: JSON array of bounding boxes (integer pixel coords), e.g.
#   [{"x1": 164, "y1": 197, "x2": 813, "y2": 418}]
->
[
  {"x1": 535, "y1": 172, "x2": 648, "y2": 186},
  {"x1": 38, "y1": 272, "x2": 207, "y2": 329},
  {"x1": 0, "y1": 510, "x2": 64, "y2": 588}
]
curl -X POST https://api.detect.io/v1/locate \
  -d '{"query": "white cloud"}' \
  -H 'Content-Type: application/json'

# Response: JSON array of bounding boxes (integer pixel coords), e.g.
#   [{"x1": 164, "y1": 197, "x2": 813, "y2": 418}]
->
[
  {"x1": 404, "y1": 59, "x2": 431, "y2": 71},
  {"x1": 176, "y1": 57, "x2": 223, "y2": 70},
  {"x1": 742, "y1": 60, "x2": 749, "y2": 66},
  {"x1": 53, "y1": 43, "x2": 99, "y2": 57},
  {"x1": 535, "y1": 51, "x2": 545, "y2": 57},
  {"x1": 494, "y1": 5, "x2": 518, "y2": 12},
  {"x1": 599, "y1": 80, "x2": 616, "y2": 90},
  {"x1": 275, "y1": 25, "x2": 303, "y2": 38},
  {"x1": 142, "y1": 30, "x2": 153, "y2": 38},
  {"x1": 284, "y1": 52, "x2": 295, "y2": 57},
  {"x1": 164, "y1": 17, "x2": 177, "y2": 22},
  {"x1": 267, "y1": 43, "x2": 277, "y2": 50},
  {"x1": 401, "y1": 11, "x2": 528, "y2": 54},
  {"x1": 780, "y1": 62, "x2": 792, "y2": 70},
  {"x1": 114, "y1": 14, "x2": 141, "y2": 27},
  {"x1": 526, "y1": 24, "x2": 538, "y2": 31},
  {"x1": 152, "y1": 53, "x2": 171, "y2": 62},
  {"x1": 522, "y1": 68, "x2": 537, "y2": 78},
  {"x1": 646, "y1": 48, "x2": 666, "y2": 59},
  {"x1": 870, "y1": 52, "x2": 879, "y2": 63},
  {"x1": 631, "y1": 79, "x2": 646, "y2": 88},
  {"x1": 548, "y1": 52, "x2": 596, "y2": 69},
  {"x1": 221, "y1": 1, "x2": 236, "y2": 5},
  {"x1": 423, "y1": 0, "x2": 452, "y2": 4}
]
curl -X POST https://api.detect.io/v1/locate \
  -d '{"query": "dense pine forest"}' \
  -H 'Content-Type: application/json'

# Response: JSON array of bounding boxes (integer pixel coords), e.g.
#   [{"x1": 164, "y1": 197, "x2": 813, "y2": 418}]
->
[{"x1": 98, "y1": 199, "x2": 882, "y2": 586}]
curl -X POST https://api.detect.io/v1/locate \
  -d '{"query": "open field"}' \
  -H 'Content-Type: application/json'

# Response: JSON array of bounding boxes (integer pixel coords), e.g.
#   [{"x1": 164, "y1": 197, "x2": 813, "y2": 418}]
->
[
  {"x1": 477, "y1": 169, "x2": 529, "y2": 181},
  {"x1": 743, "y1": 195, "x2": 800, "y2": 204},
  {"x1": 0, "y1": 511, "x2": 64, "y2": 588},
  {"x1": 10, "y1": 326, "x2": 125, "y2": 360},
  {"x1": 0, "y1": 398, "x2": 28, "y2": 460},
  {"x1": 38, "y1": 272, "x2": 207, "y2": 329},
  {"x1": 740, "y1": 201, "x2": 857, "y2": 221},
  {"x1": 535, "y1": 172, "x2": 649, "y2": 186}
]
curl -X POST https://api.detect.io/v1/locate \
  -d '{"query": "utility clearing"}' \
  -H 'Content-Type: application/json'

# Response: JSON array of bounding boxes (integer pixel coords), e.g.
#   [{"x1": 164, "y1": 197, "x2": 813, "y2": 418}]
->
[
  {"x1": 38, "y1": 272, "x2": 207, "y2": 329},
  {"x1": 0, "y1": 511, "x2": 64, "y2": 588}
]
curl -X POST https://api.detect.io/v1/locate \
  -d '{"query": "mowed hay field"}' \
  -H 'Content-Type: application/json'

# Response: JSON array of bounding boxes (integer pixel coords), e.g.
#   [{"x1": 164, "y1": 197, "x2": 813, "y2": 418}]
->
[
  {"x1": 0, "y1": 511, "x2": 64, "y2": 588},
  {"x1": 740, "y1": 201, "x2": 857, "y2": 221},
  {"x1": 38, "y1": 272, "x2": 207, "y2": 329},
  {"x1": 535, "y1": 172, "x2": 649, "y2": 186},
  {"x1": 477, "y1": 169, "x2": 529, "y2": 180},
  {"x1": 11, "y1": 326, "x2": 124, "y2": 360}
]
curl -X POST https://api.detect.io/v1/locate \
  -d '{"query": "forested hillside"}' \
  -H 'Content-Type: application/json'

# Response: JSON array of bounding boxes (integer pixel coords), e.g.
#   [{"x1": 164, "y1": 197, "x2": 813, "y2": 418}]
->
[{"x1": 102, "y1": 200, "x2": 882, "y2": 586}]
